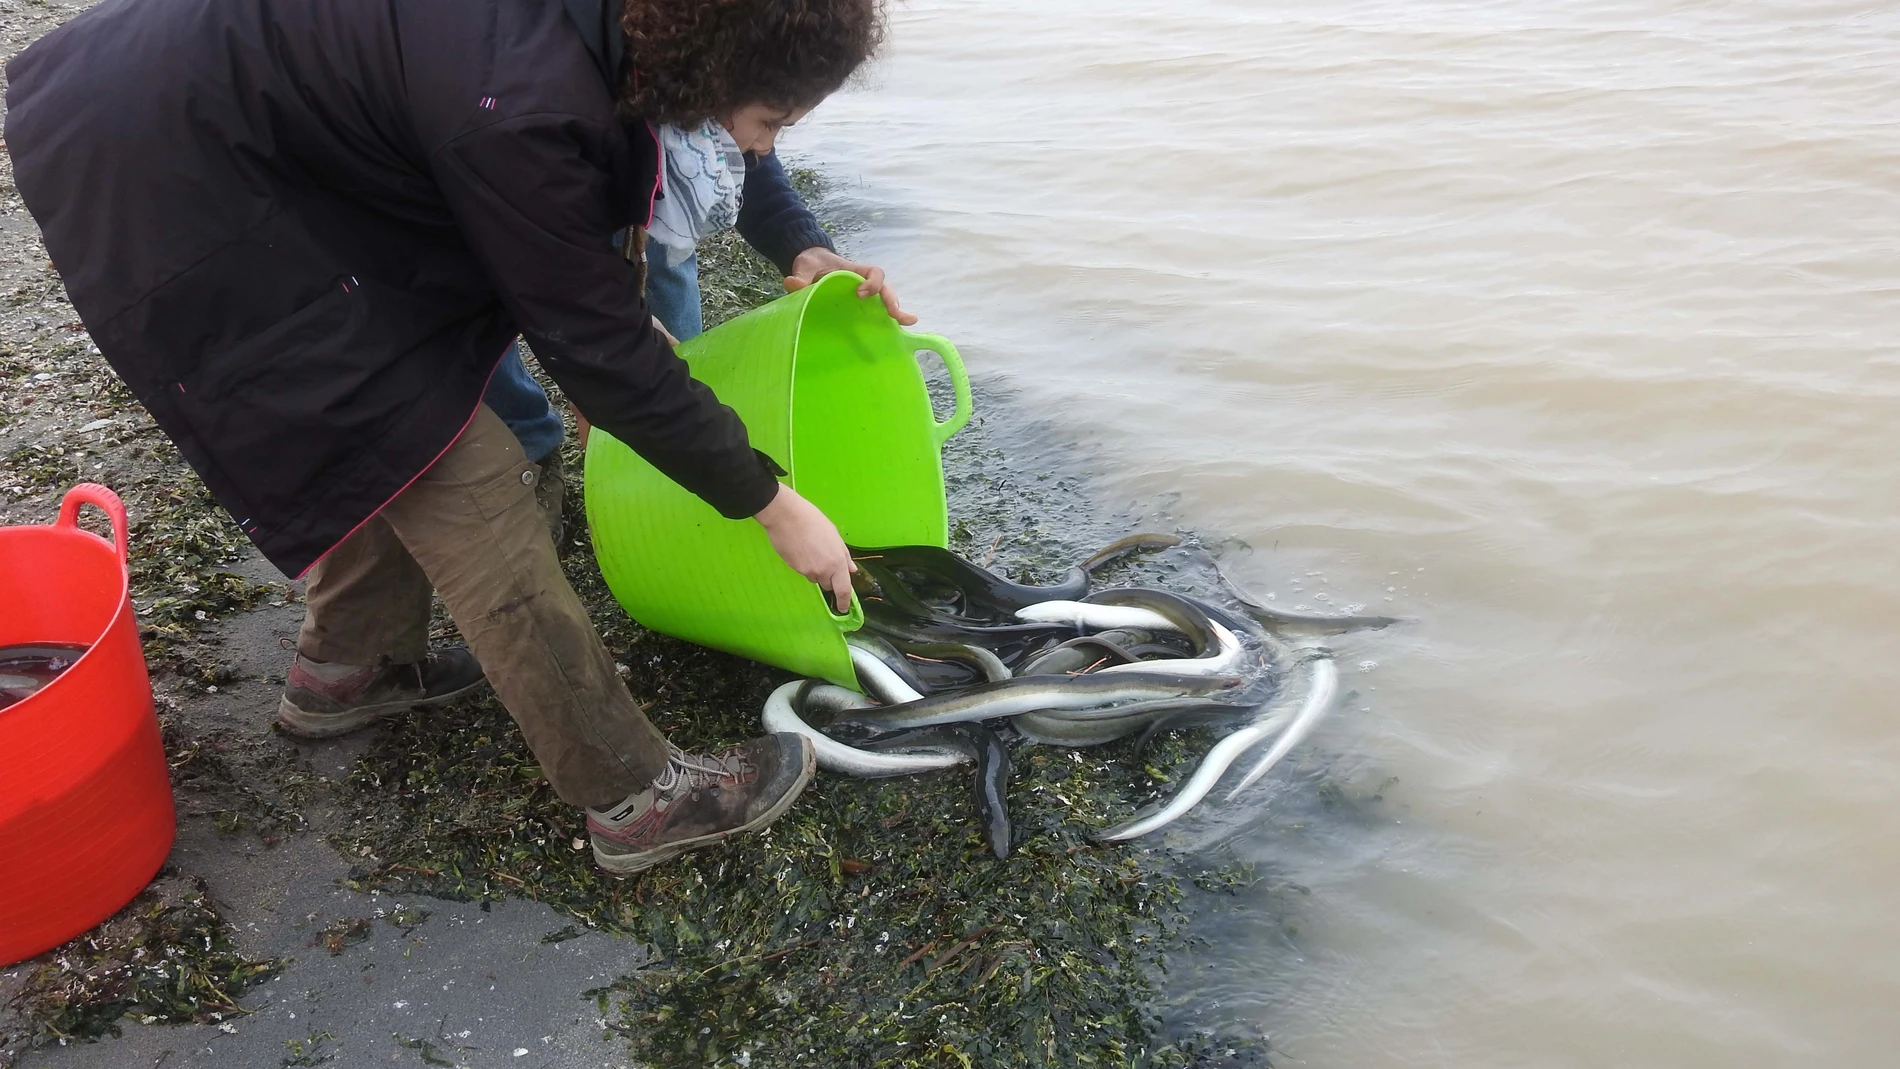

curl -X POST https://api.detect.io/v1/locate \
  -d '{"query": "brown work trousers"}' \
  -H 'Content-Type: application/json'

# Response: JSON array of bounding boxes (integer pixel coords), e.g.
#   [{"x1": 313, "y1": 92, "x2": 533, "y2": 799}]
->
[{"x1": 295, "y1": 405, "x2": 668, "y2": 808}]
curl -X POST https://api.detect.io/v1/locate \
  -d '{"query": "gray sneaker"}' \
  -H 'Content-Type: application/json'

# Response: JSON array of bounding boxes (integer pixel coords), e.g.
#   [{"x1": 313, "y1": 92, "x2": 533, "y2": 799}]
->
[
  {"x1": 275, "y1": 647, "x2": 486, "y2": 739},
  {"x1": 587, "y1": 734, "x2": 817, "y2": 875}
]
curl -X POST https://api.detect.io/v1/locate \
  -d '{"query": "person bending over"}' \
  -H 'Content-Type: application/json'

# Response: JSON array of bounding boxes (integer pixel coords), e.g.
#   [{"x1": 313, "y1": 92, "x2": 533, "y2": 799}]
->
[
  {"x1": 484, "y1": 132, "x2": 915, "y2": 533},
  {"x1": 6, "y1": 0, "x2": 885, "y2": 874}
]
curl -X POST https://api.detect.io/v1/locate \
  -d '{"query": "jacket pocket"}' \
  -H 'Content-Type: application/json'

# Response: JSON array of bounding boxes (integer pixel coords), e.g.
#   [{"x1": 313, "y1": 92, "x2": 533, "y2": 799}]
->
[
  {"x1": 178, "y1": 281, "x2": 358, "y2": 403},
  {"x1": 166, "y1": 276, "x2": 405, "y2": 525}
]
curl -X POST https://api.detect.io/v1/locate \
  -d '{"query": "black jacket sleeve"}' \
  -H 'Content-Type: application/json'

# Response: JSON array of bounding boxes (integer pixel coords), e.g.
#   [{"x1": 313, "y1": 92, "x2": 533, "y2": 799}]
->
[
  {"x1": 736, "y1": 150, "x2": 833, "y2": 275},
  {"x1": 431, "y1": 113, "x2": 782, "y2": 520}
]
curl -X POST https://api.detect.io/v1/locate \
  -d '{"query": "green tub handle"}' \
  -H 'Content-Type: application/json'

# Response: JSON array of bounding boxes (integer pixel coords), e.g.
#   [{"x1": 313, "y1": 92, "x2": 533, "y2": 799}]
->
[
  {"x1": 905, "y1": 330, "x2": 973, "y2": 447},
  {"x1": 826, "y1": 586, "x2": 864, "y2": 634}
]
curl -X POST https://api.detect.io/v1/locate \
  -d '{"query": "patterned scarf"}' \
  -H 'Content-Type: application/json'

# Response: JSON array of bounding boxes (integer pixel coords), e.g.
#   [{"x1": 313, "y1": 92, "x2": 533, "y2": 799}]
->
[{"x1": 648, "y1": 119, "x2": 746, "y2": 268}]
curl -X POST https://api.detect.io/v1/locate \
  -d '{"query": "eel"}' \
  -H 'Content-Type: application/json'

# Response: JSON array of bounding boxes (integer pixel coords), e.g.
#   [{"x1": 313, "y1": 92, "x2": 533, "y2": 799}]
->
[
  {"x1": 1092, "y1": 650, "x2": 1329, "y2": 842},
  {"x1": 762, "y1": 681, "x2": 967, "y2": 778},
  {"x1": 850, "y1": 533, "x2": 1181, "y2": 624},
  {"x1": 846, "y1": 636, "x2": 928, "y2": 703},
  {"x1": 1211, "y1": 559, "x2": 1404, "y2": 634},
  {"x1": 1012, "y1": 697, "x2": 1239, "y2": 748},
  {"x1": 882, "y1": 637, "x2": 1013, "y2": 684},
  {"x1": 1222, "y1": 653, "x2": 1341, "y2": 800},
  {"x1": 1014, "y1": 601, "x2": 1179, "y2": 633},
  {"x1": 1082, "y1": 587, "x2": 1218, "y2": 653},
  {"x1": 831, "y1": 672, "x2": 1242, "y2": 731},
  {"x1": 1099, "y1": 621, "x2": 1243, "y2": 678}
]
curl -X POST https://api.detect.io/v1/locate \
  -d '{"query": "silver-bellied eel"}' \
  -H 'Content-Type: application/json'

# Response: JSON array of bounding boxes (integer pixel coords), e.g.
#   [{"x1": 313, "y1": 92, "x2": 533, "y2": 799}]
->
[
  {"x1": 1092, "y1": 651, "x2": 1329, "y2": 842},
  {"x1": 762, "y1": 681, "x2": 966, "y2": 778}
]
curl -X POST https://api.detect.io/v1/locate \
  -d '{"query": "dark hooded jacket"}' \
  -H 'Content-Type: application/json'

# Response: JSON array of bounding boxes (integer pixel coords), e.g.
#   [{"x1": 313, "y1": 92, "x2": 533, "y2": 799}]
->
[{"x1": 5, "y1": 0, "x2": 832, "y2": 576}]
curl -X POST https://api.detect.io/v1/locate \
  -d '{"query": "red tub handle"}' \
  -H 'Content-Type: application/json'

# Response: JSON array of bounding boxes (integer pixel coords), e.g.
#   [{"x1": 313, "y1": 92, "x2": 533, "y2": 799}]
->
[{"x1": 55, "y1": 483, "x2": 130, "y2": 572}]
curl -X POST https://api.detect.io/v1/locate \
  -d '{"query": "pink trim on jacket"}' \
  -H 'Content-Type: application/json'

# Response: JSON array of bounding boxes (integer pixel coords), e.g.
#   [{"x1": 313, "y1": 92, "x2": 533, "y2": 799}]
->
[
  {"x1": 643, "y1": 121, "x2": 661, "y2": 229},
  {"x1": 300, "y1": 128, "x2": 658, "y2": 582},
  {"x1": 292, "y1": 345, "x2": 511, "y2": 581}
]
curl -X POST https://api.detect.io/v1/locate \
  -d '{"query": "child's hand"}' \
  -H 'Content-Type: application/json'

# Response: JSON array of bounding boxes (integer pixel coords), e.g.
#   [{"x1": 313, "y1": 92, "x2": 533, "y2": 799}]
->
[
  {"x1": 785, "y1": 247, "x2": 917, "y2": 326},
  {"x1": 754, "y1": 483, "x2": 857, "y2": 614}
]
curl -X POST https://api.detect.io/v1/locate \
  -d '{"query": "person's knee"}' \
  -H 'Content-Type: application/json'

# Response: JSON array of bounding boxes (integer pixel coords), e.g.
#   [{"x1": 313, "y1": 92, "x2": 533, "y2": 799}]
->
[{"x1": 422, "y1": 405, "x2": 531, "y2": 489}]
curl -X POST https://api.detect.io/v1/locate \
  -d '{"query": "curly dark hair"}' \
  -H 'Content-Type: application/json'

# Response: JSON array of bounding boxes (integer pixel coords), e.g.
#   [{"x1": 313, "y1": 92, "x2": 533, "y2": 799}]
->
[{"x1": 620, "y1": 0, "x2": 886, "y2": 125}]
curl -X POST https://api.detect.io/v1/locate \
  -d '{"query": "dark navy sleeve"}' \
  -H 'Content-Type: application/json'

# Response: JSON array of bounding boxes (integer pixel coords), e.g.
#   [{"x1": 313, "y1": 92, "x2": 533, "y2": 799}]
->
[{"x1": 736, "y1": 150, "x2": 833, "y2": 275}]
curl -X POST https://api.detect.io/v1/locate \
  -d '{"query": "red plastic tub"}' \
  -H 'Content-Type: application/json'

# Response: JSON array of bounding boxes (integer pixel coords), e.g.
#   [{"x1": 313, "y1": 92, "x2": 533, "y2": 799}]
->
[{"x1": 0, "y1": 484, "x2": 173, "y2": 966}]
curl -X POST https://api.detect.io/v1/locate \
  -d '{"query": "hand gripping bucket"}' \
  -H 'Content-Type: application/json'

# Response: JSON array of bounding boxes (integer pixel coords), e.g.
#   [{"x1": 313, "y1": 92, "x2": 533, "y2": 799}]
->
[
  {"x1": 0, "y1": 485, "x2": 173, "y2": 966},
  {"x1": 585, "y1": 271, "x2": 972, "y2": 687}
]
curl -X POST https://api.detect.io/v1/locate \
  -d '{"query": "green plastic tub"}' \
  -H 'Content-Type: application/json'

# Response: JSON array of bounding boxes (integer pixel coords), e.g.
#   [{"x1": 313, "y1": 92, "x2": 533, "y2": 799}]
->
[{"x1": 583, "y1": 271, "x2": 972, "y2": 688}]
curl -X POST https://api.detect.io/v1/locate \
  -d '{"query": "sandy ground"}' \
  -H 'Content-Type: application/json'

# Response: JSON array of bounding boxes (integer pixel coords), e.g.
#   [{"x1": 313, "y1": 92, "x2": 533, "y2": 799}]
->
[{"x1": 2, "y1": 570, "x2": 653, "y2": 1069}]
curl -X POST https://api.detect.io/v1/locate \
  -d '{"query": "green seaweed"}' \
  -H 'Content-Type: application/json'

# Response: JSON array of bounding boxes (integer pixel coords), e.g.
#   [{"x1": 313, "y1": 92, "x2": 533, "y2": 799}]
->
[
  {"x1": 539, "y1": 924, "x2": 584, "y2": 946},
  {"x1": 385, "y1": 905, "x2": 432, "y2": 933},
  {"x1": 2, "y1": 873, "x2": 283, "y2": 1046},
  {"x1": 161, "y1": 712, "x2": 317, "y2": 846},
  {"x1": 0, "y1": 174, "x2": 1274, "y2": 1066},
  {"x1": 127, "y1": 474, "x2": 280, "y2": 684},
  {"x1": 335, "y1": 681, "x2": 1244, "y2": 1067},
  {"x1": 312, "y1": 917, "x2": 375, "y2": 957},
  {"x1": 330, "y1": 215, "x2": 1259, "y2": 1064},
  {"x1": 281, "y1": 1030, "x2": 339, "y2": 1067},
  {"x1": 392, "y1": 1032, "x2": 458, "y2": 1067}
]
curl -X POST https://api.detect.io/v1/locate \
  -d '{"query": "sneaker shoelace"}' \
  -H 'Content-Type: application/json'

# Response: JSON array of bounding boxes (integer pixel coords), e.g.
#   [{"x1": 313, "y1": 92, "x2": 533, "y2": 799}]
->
[
  {"x1": 649, "y1": 746, "x2": 738, "y2": 796},
  {"x1": 396, "y1": 660, "x2": 425, "y2": 691}
]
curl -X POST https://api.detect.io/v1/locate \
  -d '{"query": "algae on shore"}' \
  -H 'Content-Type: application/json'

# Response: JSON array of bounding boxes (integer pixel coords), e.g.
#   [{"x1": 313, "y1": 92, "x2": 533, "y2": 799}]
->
[
  {"x1": 332, "y1": 195, "x2": 1262, "y2": 1065},
  {"x1": 0, "y1": 169, "x2": 1270, "y2": 1066},
  {"x1": 3, "y1": 874, "x2": 283, "y2": 1049}
]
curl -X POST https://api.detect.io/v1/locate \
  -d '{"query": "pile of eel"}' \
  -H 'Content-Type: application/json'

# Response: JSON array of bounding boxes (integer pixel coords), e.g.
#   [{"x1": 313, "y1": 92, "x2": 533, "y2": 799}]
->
[{"x1": 760, "y1": 535, "x2": 1400, "y2": 858}]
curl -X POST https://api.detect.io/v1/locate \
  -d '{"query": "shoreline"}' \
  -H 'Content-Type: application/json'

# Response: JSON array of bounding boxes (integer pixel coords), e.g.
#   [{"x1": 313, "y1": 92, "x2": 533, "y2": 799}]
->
[{"x1": 0, "y1": 132, "x2": 1267, "y2": 1069}]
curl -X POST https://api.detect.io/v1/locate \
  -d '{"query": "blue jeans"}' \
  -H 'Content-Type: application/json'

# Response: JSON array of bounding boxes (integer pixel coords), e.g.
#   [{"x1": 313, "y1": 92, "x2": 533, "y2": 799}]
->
[
  {"x1": 484, "y1": 251, "x2": 704, "y2": 459},
  {"x1": 484, "y1": 342, "x2": 563, "y2": 463},
  {"x1": 645, "y1": 249, "x2": 704, "y2": 342}
]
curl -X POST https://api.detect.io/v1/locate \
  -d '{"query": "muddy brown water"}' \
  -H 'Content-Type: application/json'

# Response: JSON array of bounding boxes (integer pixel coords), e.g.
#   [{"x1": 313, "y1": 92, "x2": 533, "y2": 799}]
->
[{"x1": 791, "y1": 1, "x2": 1900, "y2": 1065}]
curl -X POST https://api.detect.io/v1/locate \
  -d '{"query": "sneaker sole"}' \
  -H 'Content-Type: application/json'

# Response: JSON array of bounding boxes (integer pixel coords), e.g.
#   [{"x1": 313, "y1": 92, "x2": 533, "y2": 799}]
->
[
  {"x1": 274, "y1": 677, "x2": 489, "y2": 740},
  {"x1": 592, "y1": 738, "x2": 819, "y2": 876}
]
